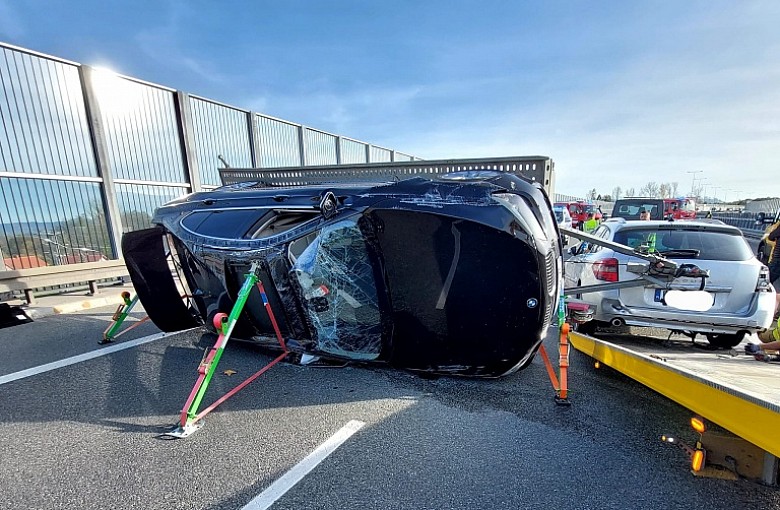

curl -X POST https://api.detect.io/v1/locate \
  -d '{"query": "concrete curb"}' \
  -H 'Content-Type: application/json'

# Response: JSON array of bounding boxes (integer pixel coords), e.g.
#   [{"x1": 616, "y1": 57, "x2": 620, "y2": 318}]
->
[
  {"x1": 16, "y1": 284, "x2": 136, "y2": 319},
  {"x1": 51, "y1": 295, "x2": 126, "y2": 314}
]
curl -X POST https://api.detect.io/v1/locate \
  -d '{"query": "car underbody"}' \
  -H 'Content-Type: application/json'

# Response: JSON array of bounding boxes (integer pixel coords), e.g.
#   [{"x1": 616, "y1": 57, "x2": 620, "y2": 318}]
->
[{"x1": 123, "y1": 172, "x2": 562, "y2": 377}]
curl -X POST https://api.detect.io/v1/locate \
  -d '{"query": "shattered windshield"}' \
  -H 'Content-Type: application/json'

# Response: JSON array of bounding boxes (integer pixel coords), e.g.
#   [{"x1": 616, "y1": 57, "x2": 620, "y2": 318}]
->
[{"x1": 290, "y1": 219, "x2": 383, "y2": 359}]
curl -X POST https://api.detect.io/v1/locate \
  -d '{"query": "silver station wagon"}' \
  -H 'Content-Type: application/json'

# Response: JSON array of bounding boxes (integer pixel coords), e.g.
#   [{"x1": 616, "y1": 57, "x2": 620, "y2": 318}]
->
[{"x1": 564, "y1": 218, "x2": 776, "y2": 347}]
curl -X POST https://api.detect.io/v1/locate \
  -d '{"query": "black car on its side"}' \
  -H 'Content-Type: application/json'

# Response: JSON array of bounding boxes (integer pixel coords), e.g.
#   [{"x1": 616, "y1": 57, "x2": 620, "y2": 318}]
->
[{"x1": 123, "y1": 171, "x2": 562, "y2": 377}]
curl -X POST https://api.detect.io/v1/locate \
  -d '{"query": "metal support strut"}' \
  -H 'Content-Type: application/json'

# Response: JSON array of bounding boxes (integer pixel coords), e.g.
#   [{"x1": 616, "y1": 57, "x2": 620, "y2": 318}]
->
[
  {"x1": 164, "y1": 262, "x2": 289, "y2": 438},
  {"x1": 100, "y1": 292, "x2": 149, "y2": 344}
]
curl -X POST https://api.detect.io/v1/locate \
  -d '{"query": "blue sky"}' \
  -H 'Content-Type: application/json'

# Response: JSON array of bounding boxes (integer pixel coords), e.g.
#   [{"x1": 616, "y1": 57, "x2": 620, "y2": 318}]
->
[{"x1": 1, "y1": 0, "x2": 779, "y2": 200}]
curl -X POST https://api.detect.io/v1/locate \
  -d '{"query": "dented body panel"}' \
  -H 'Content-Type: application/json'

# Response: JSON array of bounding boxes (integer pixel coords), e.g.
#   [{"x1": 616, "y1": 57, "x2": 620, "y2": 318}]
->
[{"x1": 123, "y1": 172, "x2": 562, "y2": 377}]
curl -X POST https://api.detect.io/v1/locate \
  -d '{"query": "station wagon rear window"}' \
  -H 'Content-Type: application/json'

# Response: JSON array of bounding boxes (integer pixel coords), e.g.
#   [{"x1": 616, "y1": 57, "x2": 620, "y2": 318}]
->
[{"x1": 614, "y1": 228, "x2": 753, "y2": 261}]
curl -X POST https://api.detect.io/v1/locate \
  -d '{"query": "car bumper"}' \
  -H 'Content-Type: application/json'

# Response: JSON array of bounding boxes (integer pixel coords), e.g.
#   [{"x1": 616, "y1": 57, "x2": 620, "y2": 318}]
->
[{"x1": 595, "y1": 292, "x2": 776, "y2": 334}]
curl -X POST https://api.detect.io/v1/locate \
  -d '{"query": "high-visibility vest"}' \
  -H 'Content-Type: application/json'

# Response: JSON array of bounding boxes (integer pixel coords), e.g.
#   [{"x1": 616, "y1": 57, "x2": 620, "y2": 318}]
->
[
  {"x1": 646, "y1": 232, "x2": 657, "y2": 251},
  {"x1": 583, "y1": 218, "x2": 599, "y2": 232}
]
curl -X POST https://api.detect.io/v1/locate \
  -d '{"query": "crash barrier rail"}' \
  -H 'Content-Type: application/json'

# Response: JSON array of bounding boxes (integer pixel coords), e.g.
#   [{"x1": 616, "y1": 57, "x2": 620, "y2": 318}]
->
[
  {"x1": 220, "y1": 156, "x2": 555, "y2": 194},
  {"x1": 0, "y1": 260, "x2": 129, "y2": 305},
  {"x1": 710, "y1": 212, "x2": 766, "y2": 239}
]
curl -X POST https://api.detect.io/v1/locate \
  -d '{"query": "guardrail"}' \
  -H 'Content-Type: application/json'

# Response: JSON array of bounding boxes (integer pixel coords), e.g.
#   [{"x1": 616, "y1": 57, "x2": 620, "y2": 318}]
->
[
  {"x1": 221, "y1": 156, "x2": 555, "y2": 196},
  {"x1": 0, "y1": 260, "x2": 129, "y2": 305},
  {"x1": 710, "y1": 212, "x2": 766, "y2": 239}
]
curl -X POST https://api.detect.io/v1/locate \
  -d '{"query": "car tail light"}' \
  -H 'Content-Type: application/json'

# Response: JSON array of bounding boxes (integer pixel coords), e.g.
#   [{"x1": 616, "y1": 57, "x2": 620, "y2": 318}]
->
[
  {"x1": 592, "y1": 258, "x2": 619, "y2": 282},
  {"x1": 757, "y1": 265, "x2": 772, "y2": 292}
]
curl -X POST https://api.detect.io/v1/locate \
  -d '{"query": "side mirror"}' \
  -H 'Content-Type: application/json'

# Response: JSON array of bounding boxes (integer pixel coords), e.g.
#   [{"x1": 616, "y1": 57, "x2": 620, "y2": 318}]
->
[{"x1": 755, "y1": 212, "x2": 766, "y2": 225}]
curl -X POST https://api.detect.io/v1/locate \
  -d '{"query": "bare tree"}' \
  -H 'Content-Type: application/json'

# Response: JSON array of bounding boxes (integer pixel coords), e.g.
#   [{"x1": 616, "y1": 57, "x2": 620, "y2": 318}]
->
[
  {"x1": 659, "y1": 183, "x2": 671, "y2": 198},
  {"x1": 587, "y1": 188, "x2": 597, "y2": 200},
  {"x1": 612, "y1": 186, "x2": 622, "y2": 201},
  {"x1": 671, "y1": 182, "x2": 679, "y2": 197},
  {"x1": 625, "y1": 187, "x2": 636, "y2": 197},
  {"x1": 639, "y1": 182, "x2": 660, "y2": 197}
]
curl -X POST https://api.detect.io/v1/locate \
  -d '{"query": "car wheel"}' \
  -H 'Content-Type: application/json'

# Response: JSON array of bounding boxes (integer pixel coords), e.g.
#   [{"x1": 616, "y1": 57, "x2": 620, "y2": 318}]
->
[
  {"x1": 705, "y1": 332, "x2": 745, "y2": 348},
  {"x1": 576, "y1": 320, "x2": 597, "y2": 335}
]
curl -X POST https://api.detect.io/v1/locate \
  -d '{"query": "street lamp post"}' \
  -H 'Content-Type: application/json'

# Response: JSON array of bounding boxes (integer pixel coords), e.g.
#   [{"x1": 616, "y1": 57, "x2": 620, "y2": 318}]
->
[{"x1": 687, "y1": 170, "x2": 703, "y2": 196}]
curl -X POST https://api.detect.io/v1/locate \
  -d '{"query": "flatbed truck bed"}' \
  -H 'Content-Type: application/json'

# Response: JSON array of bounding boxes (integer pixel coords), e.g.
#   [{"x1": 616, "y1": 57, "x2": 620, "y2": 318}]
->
[{"x1": 570, "y1": 329, "x2": 779, "y2": 484}]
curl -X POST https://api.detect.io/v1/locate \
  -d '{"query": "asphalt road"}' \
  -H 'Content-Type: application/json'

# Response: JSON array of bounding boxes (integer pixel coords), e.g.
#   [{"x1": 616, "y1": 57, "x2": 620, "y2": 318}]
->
[{"x1": 0, "y1": 305, "x2": 777, "y2": 509}]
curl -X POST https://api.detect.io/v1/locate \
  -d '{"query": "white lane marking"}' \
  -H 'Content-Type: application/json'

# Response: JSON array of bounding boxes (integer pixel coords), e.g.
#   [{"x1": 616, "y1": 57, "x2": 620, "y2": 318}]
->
[
  {"x1": 243, "y1": 420, "x2": 366, "y2": 510},
  {"x1": 0, "y1": 331, "x2": 177, "y2": 386}
]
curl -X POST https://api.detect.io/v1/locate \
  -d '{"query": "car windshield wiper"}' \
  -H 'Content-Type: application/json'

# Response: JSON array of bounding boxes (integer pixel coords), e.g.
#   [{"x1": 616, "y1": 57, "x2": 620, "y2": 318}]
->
[{"x1": 658, "y1": 249, "x2": 700, "y2": 258}]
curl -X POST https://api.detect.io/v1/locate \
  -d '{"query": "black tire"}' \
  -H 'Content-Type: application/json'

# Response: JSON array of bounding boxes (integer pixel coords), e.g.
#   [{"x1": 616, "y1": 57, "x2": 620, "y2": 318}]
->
[
  {"x1": 705, "y1": 332, "x2": 745, "y2": 348},
  {"x1": 576, "y1": 320, "x2": 597, "y2": 335}
]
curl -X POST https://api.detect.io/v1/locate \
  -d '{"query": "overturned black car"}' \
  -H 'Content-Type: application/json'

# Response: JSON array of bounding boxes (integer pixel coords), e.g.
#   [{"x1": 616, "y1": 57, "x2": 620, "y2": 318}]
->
[{"x1": 123, "y1": 164, "x2": 562, "y2": 377}]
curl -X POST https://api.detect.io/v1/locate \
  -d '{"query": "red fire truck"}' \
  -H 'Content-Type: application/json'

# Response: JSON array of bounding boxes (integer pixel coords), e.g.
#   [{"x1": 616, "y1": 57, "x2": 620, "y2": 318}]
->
[
  {"x1": 554, "y1": 201, "x2": 602, "y2": 229},
  {"x1": 663, "y1": 197, "x2": 697, "y2": 219}
]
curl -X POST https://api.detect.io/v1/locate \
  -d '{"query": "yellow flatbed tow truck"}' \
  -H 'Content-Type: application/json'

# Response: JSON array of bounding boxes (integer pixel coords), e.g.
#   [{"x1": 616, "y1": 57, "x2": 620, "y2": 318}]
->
[
  {"x1": 559, "y1": 226, "x2": 779, "y2": 485},
  {"x1": 570, "y1": 326, "x2": 779, "y2": 485}
]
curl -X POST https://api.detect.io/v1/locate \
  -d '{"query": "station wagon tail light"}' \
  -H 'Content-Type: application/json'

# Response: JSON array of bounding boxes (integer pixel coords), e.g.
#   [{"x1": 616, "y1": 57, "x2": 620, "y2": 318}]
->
[
  {"x1": 757, "y1": 266, "x2": 772, "y2": 291},
  {"x1": 592, "y1": 258, "x2": 619, "y2": 282}
]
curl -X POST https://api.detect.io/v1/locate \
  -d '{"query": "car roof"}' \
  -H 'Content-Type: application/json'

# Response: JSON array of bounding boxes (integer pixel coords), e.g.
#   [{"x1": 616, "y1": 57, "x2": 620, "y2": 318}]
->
[
  {"x1": 614, "y1": 197, "x2": 664, "y2": 203},
  {"x1": 604, "y1": 218, "x2": 740, "y2": 233}
]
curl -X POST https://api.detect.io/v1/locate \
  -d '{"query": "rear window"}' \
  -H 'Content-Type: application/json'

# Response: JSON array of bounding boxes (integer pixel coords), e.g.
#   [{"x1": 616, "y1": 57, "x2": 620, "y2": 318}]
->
[
  {"x1": 613, "y1": 199, "x2": 664, "y2": 220},
  {"x1": 583, "y1": 204, "x2": 598, "y2": 214},
  {"x1": 679, "y1": 199, "x2": 696, "y2": 212},
  {"x1": 614, "y1": 228, "x2": 753, "y2": 261}
]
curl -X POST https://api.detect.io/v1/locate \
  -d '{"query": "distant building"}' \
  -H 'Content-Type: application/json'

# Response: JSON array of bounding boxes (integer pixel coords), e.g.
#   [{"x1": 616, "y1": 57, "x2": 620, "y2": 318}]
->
[
  {"x1": 62, "y1": 252, "x2": 107, "y2": 265},
  {"x1": 3, "y1": 255, "x2": 48, "y2": 270}
]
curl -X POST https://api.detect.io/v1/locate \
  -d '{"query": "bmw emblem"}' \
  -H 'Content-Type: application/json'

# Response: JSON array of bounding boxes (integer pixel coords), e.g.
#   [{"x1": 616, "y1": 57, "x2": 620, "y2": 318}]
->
[{"x1": 527, "y1": 298, "x2": 539, "y2": 309}]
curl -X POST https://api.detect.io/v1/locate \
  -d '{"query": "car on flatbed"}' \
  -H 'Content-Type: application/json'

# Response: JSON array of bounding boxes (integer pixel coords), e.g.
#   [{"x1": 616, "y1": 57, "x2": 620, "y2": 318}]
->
[{"x1": 564, "y1": 217, "x2": 776, "y2": 347}]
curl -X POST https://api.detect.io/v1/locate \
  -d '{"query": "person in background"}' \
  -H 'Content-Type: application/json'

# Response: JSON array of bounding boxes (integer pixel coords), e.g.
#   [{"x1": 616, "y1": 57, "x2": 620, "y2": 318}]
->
[
  {"x1": 637, "y1": 208, "x2": 657, "y2": 251},
  {"x1": 769, "y1": 221, "x2": 780, "y2": 316},
  {"x1": 746, "y1": 221, "x2": 780, "y2": 359},
  {"x1": 582, "y1": 212, "x2": 599, "y2": 233}
]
